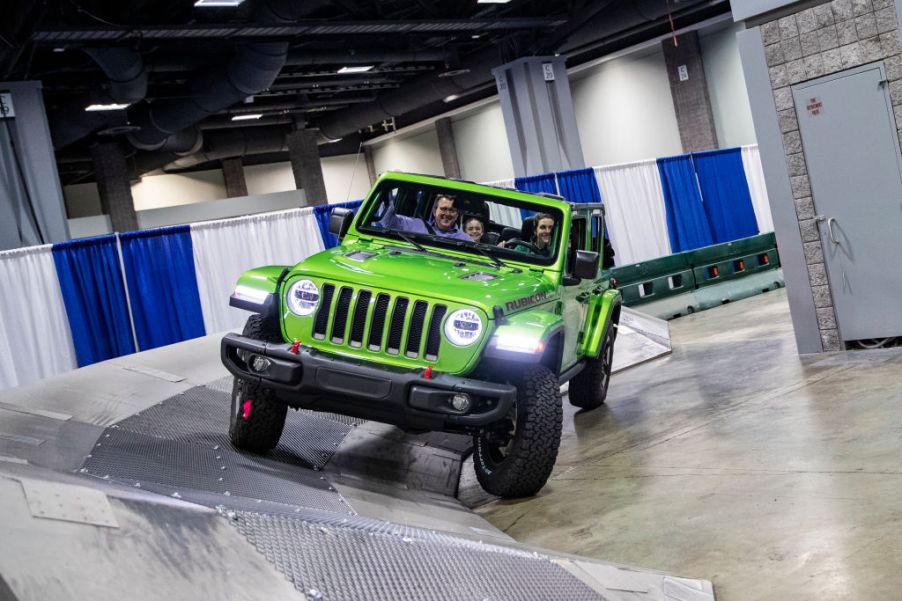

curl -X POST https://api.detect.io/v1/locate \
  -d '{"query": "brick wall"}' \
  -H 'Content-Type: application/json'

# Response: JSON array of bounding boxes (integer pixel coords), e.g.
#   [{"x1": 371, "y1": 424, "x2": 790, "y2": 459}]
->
[{"x1": 760, "y1": 0, "x2": 901, "y2": 351}]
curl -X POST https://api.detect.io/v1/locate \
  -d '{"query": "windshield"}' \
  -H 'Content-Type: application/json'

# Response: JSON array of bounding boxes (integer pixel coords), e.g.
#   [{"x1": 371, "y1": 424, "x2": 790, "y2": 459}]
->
[{"x1": 357, "y1": 180, "x2": 564, "y2": 266}]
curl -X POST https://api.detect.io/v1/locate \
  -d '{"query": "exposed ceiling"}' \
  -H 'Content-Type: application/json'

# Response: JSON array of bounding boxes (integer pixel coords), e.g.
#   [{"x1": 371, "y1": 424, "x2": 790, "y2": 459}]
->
[{"x1": 1, "y1": 0, "x2": 730, "y2": 185}]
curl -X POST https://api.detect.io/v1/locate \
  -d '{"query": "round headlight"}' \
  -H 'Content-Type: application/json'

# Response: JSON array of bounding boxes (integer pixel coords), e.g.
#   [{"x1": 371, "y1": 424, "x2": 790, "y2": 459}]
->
[
  {"x1": 444, "y1": 308, "x2": 483, "y2": 346},
  {"x1": 287, "y1": 279, "x2": 319, "y2": 316}
]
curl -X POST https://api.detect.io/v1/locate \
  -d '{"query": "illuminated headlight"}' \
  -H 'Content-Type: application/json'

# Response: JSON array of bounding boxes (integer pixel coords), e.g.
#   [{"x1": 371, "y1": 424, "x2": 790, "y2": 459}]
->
[
  {"x1": 444, "y1": 309, "x2": 483, "y2": 346},
  {"x1": 493, "y1": 331, "x2": 545, "y2": 354},
  {"x1": 287, "y1": 279, "x2": 319, "y2": 316}
]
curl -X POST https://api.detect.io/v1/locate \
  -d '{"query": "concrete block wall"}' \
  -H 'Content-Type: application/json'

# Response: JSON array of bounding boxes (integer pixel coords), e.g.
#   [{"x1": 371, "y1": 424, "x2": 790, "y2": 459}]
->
[{"x1": 758, "y1": 0, "x2": 901, "y2": 351}]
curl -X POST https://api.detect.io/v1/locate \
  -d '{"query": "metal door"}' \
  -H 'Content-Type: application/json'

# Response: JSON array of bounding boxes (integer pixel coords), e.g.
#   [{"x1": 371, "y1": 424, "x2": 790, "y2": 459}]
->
[{"x1": 792, "y1": 64, "x2": 902, "y2": 341}]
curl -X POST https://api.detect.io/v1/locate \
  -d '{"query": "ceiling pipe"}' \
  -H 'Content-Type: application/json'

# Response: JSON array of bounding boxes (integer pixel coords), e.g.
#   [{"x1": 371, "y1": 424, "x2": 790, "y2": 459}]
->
[
  {"x1": 50, "y1": 47, "x2": 148, "y2": 150},
  {"x1": 161, "y1": 126, "x2": 289, "y2": 171},
  {"x1": 126, "y1": 0, "x2": 330, "y2": 151},
  {"x1": 313, "y1": 0, "x2": 725, "y2": 141},
  {"x1": 284, "y1": 49, "x2": 450, "y2": 67}
]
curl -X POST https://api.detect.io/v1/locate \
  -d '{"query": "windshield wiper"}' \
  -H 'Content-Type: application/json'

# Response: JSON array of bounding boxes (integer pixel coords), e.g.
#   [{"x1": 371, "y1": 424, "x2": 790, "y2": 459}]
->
[
  {"x1": 471, "y1": 244, "x2": 506, "y2": 270},
  {"x1": 384, "y1": 228, "x2": 428, "y2": 253}
]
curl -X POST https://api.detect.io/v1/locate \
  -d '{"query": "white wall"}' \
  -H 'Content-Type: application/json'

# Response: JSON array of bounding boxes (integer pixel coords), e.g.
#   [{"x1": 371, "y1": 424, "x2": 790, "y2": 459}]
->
[
  {"x1": 322, "y1": 154, "x2": 373, "y2": 202},
  {"x1": 132, "y1": 170, "x2": 226, "y2": 211},
  {"x1": 372, "y1": 128, "x2": 444, "y2": 176},
  {"x1": 245, "y1": 162, "x2": 294, "y2": 196},
  {"x1": 700, "y1": 21, "x2": 758, "y2": 148},
  {"x1": 452, "y1": 102, "x2": 515, "y2": 183},
  {"x1": 571, "y1": 46, "x2": 684, "y2": 166}
]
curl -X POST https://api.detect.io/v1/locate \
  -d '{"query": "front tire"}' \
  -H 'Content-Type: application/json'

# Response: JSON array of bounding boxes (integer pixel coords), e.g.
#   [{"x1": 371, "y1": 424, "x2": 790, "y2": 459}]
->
[
  {"x1": 568, "y1": 324, "x2": 615, "y2": 410},
  {"x1": 473, "y1": 365, "x2": 562, "y2": 498},
  {"x1": 228, "y1": 315, "x2": 287, "y2": 453}
]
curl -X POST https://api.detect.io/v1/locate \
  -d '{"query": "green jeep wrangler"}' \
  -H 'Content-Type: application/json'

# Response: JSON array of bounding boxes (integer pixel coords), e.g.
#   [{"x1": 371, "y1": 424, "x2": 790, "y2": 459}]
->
[{"x1": 221, "y1": 171, "x2": 621, "y2": 498}]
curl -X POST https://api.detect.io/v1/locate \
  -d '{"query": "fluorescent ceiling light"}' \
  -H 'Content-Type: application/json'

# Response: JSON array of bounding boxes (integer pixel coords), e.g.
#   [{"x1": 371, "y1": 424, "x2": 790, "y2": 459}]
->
[
  {"x1": 337, "y1": 65, "x2": 374, "y2": 74},
  {"x1": 84, "y1": 103, "x2": 130, "y2": 112},
  {"x1": 194, "y1": 0, "x2": 245, "y2": 6},
  {"x1": 477, "y1": 0, "x2": 511, "y2": 3},
  {"x1": 443, "y1": 95, "x2": 459, "y2": 103},
  {"x1": 231, "y1": 113, "x2": 263, "y2": 121}
]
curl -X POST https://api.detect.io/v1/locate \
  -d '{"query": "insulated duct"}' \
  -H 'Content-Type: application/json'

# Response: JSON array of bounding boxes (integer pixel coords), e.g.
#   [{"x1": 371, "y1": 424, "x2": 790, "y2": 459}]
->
[
  {"x1": 126, "y1": 0, "x2": 329, "y2": 151},
  {"x1": 161, "y1": 126, "x2": 289, "y2": 171},
  {"x1": 313, "y1": 0, "x2": 726, "y2": 141},
  {"x1": 50, "y1": 47, "x2": 148, "y2": 150}
]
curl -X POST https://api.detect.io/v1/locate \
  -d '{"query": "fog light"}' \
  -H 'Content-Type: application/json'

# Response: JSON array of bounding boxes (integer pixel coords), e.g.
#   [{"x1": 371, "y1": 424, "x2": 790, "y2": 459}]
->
[
  {"x1": 450, "y1": 393, "x2": 471, "y2": 412},
  {"x1": 250, "y1": 355, "x2": 271, "y2": 373}
]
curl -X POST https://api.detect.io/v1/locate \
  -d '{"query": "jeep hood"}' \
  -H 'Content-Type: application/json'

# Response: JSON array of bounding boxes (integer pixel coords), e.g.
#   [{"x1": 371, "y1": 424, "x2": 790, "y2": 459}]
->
[{"x1": 290, "y1": 244, "x2": 556, "y2": 313}]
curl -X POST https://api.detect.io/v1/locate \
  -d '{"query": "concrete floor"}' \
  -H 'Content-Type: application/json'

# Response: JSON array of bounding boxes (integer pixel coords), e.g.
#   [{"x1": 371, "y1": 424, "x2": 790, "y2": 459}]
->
[{"x1": 473, "y1": 288, "x2": 902, "y2": 601}]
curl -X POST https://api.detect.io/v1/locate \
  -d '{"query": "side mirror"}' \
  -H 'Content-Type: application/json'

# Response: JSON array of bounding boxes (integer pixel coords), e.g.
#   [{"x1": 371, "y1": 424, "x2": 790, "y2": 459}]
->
[
  {"x1": 573, "y1": 249, "x2": 600, "y2": 280},
  {"x1": 329, "y1": 208, "x2": 354, "y2": 242}
]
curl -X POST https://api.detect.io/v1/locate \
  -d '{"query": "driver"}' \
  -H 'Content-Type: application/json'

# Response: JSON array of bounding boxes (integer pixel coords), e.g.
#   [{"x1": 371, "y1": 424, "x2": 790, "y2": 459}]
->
[
  {"x1": 378, "y1": 193, "x2": 472, "y2": 241},
  {"x1": 501, "y1": 213, "x2": 556, "y2": 257}
]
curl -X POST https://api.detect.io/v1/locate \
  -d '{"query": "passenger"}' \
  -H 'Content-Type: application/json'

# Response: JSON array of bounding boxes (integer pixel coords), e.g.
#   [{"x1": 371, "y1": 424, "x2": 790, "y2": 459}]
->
[
  {"x1": 463, "y1": 215, "x2": 486, "y2": 243},
  {"x1": 502, "y1": 212, "x2": 556, "y2": 257},
  {"x1": 379, "y1": 193, "x2": 472, "y2": 241}
]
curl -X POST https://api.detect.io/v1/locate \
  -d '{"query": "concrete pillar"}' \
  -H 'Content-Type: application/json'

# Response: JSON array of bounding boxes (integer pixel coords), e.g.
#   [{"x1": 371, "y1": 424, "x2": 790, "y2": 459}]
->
[
  {"x1": 435, "y1": 117, "x2": 461, "y2": 178},
  {"x1": 493, "y1": 56, "x2": 585, "y2": 177},
  {"x1": 363, "y1": 145, "x2": 377, "y2": 185},
  {"x1": 90, "y1": 140, "x2": 139, "y2": 232},
  {"x1": 661, "y1": 30, "x2": 718, "y2": 152},
  {"x1": 287, "y1": 128, "x2": 328, "y2": 206},
  {"x1": 221, "y1": 157, "x2": 248, "y2": 198}
]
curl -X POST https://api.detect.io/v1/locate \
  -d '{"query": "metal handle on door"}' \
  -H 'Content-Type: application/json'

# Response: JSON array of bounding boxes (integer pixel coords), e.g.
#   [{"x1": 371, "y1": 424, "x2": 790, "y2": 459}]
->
[{"x1": 826, "y1": 217, "x2": 839, "y2": 245}]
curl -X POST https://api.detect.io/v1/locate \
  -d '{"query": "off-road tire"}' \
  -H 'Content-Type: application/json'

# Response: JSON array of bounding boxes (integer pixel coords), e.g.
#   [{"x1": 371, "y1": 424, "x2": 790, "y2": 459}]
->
[
  {"x1": 228, "y1": 314, "x2": 288, "y2": 453},
  {"x1": 473, "y1": 365, "x2": 562, "y2": 498},
  {"x1": 568, "y1": 325, "x2": 615, "y2": 410}
]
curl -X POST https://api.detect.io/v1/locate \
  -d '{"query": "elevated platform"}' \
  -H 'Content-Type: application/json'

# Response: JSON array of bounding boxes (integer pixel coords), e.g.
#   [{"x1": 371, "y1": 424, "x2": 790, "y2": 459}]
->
[{"x1": 0, "y1": 322, "x2": 710, "y2": 601}]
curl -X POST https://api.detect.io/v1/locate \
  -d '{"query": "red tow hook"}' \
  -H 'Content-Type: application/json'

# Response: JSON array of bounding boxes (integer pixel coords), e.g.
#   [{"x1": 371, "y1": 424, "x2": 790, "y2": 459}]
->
[
  {"x1": 290, "y1": 340, "x2": 301, "y2": 354},
  {"x1": 242, "y1": 399, "x2": 252, "y2": 420},
  {"x1": 424, "y1": 365, "x2": 433, "y2": 380}
]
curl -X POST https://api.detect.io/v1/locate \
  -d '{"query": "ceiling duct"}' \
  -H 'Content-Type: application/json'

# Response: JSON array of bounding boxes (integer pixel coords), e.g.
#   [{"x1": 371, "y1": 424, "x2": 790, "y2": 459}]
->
[
  {"x1": 161, "y1": 126, "x2": 289, "y2": 171},
  {"x1": 313, "y1": 0, "x2": 727, "y2": 141},
  {"x1": 50, "y1": 47, "x2": 148, "y2": 150},
  {"x1": 126, "y1": 0, "x2": 329, "y2": 151}
]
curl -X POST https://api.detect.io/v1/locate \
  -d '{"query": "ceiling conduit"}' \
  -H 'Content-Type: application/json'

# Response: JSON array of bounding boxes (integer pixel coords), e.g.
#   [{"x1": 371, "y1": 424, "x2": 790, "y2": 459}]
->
[
  {"x1": 126, "y1": 0, "x2": 329, "y2": 152},
  {"x1": 161, "y1": 126, "x2": 290, "y2": 171}
]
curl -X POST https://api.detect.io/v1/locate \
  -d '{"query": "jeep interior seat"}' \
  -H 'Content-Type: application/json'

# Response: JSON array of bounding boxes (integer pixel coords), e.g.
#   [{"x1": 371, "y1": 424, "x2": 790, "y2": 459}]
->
[
  {"x1": 482, "y1": 231, "x2": 500, "y2": 245},
  {"x1": 500, "y1": 226, "x2": 520, "y2": 242},
  {"x1": 520, "y1": 216, "x2": 536, "y2": 242}
]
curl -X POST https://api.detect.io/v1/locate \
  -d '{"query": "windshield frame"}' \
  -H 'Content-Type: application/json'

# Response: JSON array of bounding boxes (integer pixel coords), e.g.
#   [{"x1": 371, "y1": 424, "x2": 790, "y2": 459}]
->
[{"x1": 354, "y1": 178, "x2": 568, "y2": 268}]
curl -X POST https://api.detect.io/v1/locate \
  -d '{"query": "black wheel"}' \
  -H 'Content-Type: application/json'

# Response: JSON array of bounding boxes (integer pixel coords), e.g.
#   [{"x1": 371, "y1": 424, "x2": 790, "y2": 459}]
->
[
  {"x1": 229, "y1": 315, "x2": 288, "y2": 453},
  {"x1": 568, "y1": 325, "x2": 615, "y2": 410},
  {"x1": 473, "y1": 365, "x2": 563, "y2": 498}
]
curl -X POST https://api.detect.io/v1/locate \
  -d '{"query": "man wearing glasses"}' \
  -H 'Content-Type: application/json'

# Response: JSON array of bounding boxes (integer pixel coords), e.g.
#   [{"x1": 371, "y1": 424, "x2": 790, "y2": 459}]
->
[{"x1": 379, "y1": 193, "x2": 472, "y2": 241}]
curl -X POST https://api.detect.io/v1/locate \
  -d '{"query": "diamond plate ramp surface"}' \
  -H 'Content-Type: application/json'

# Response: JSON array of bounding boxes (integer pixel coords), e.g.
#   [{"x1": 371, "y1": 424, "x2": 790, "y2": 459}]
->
[{"x1": 235, "y1": 511, "x2": 605, "y2": 601}]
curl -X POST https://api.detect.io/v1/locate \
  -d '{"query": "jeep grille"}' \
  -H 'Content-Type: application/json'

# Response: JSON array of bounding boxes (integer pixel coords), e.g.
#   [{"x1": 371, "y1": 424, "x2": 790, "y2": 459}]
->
[{"x1": 312, "y1": 284, "x2": 447, "y2": 361}]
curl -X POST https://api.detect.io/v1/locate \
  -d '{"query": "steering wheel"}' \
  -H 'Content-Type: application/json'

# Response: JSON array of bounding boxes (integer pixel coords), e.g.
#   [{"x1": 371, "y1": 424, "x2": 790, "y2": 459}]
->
[{"x1": 501, "y1": 237, "x2": 542, "y2": 254}]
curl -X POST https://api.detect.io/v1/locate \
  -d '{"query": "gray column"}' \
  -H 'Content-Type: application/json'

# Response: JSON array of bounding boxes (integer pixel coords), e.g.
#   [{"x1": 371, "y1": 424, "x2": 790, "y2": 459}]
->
[
  {"x1": 90, "y1": 141, "x2": 139, "y2": 233},
  {"x1": 222, "y1": 157, "x2": 248, "y2": 198},
  {"x1": 363, "y1": 145, "x2": 377, "y2": 185},
  {"x1": 435, "y1": 117, "x2": 461, "y2": 178},
  {"x1": 287, "y1": 128, "x2": 328, "y2": 206},
  {"x1": 0, "y1": 81, "x2": 70, "y2": 250},
  {"x1": 493, "y1": 56, "x2": 585, "y2": 177},
  {"x1": 661, "y1": 30, "x2": 718, "y2": 152}
]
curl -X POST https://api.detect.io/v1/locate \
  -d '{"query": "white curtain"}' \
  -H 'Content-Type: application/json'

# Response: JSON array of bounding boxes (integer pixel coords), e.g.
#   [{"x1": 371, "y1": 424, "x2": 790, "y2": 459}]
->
[
  {"x1": 191, "y1": 208, "x2": 325, "y2": 334},
  {"x1": 0, "y1": 245, "x2": 78, "y2": 391},
  {"x1": 594, "y1": 160, "x2": 672, "y2": 266},
  {"x1": 741, "y1": 144, "x2": 774, "y2": 233},
  {"x1": 481, "y1": 178, "x2": 522, "y2": 228}
]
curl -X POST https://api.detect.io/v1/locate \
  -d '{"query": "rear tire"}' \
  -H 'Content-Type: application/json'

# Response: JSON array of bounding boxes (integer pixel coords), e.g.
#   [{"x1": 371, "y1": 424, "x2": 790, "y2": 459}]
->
[
  {"x1": 228, "y1": 315, "x2": 287, "y2": 453},
  {"x1": 473, "y1": 365, "x2": 562, "y2": 498},
  {"x1": 568, "y1": 325, "x2": 615, "y2": 410}
]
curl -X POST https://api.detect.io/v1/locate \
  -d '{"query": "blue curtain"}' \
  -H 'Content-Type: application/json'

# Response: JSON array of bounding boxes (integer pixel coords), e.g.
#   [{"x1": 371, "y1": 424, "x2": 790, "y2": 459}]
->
[
  {"x1": 692, "y1": 148, "x2": 759, "y2": 244},
  {"x1": 514, "y1": 173, "x2": 557, "y2": 219},
  {"x1": 314, "y1": 199, "x2": 364, "y2": 249},
  {"x1": 52, "y1": 235, "x2": 135, "y2": 366},
  {"x1": 555, "y1": 167, "x2": 602, "y2": 204},
  {"x1": 656, "y1": 155, "x2": 714, "y2": 253},
  {"x1": 119, "y1": 226, "x2": 206, "y2": 351}
]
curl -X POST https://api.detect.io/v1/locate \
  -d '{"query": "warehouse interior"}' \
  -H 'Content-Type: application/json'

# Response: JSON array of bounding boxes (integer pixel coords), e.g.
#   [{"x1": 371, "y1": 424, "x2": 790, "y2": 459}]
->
[{"x1": 3, "y1": 1, "x2": 902, "y2": 599}]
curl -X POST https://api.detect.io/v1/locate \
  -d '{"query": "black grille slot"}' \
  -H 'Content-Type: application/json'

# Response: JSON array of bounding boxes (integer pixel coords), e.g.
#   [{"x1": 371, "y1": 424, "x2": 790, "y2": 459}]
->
[
  {"x1": 405, "y1": 301, "x2": 429, "y2": 358},
  {"x1": 349, "y1": 290, "x2": 371, "y2": 348},
  {"x1": 313, "y1": 284, "x2": 335, "y2": 339},
  {"x1": 386, "y1": 297, "x2": 409, "y2": 354},
  {"x1": 425, "y1": 305, "x2": 447, "y2": 361},
  {"x1": 331, "y1": 287, "x2": 353, "y2": 343},
  {"x1": 368, "y1": 294, "x2": 391, "y2": 351}
]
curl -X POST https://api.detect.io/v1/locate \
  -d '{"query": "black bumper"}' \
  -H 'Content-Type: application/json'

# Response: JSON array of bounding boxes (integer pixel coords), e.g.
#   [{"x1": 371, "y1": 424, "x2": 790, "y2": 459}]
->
[{"x1": 220, "y1": 333, "x2": 517, "y2": 431}]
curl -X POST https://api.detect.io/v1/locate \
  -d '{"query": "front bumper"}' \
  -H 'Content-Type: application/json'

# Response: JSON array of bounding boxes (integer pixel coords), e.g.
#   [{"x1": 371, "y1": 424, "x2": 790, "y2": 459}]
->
[{"x1": 221, "y1": 333, "x2": 517, "y2": 431}]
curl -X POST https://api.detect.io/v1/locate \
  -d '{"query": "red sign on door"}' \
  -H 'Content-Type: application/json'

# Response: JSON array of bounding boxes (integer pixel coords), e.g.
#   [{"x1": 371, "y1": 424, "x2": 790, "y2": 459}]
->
[{"x1": 806, "y1": 97, "x2": 823, "y2": 116}]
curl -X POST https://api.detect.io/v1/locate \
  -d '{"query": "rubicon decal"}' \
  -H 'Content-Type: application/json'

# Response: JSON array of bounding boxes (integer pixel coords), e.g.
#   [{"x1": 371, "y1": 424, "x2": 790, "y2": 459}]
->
[{"x1": 506, "y1": 291, "x2": 549, "y2": 311}]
